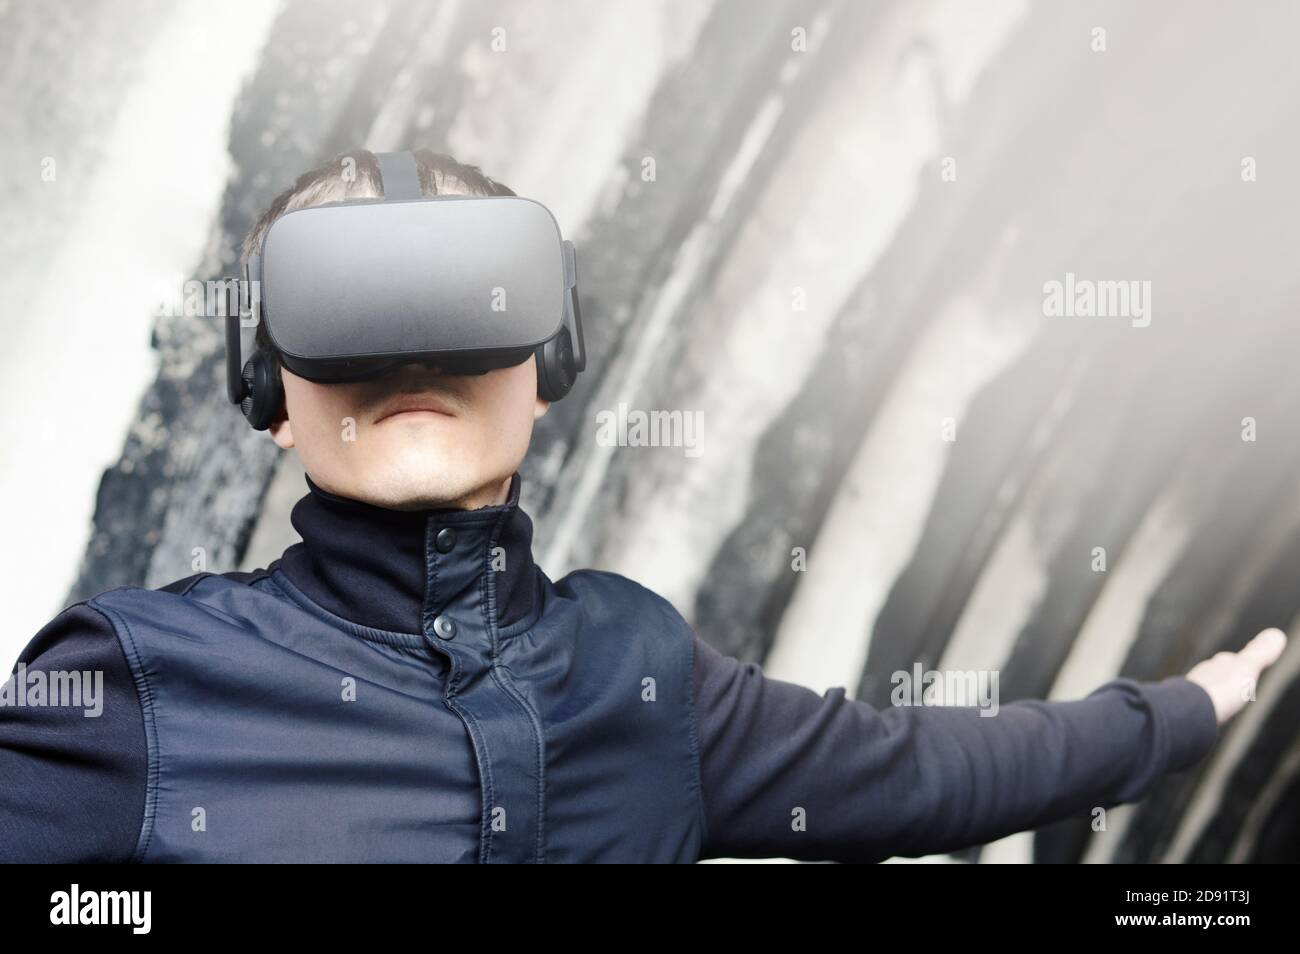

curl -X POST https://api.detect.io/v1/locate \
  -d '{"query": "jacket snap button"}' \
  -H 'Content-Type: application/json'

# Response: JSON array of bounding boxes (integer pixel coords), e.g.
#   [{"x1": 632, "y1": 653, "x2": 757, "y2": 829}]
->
[
  {"x1": 435, "y1": 528, "x2": 457, "y2": 553},
  {"x1": 433, "y1": 615, "x2": 457, "y2": 640}
]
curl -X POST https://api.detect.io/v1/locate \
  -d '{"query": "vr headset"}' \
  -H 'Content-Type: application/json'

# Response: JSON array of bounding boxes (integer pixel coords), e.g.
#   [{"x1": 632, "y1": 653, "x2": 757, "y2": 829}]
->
[{"x1": 225, "y1": 150, "x2": 587, "y2": 429}]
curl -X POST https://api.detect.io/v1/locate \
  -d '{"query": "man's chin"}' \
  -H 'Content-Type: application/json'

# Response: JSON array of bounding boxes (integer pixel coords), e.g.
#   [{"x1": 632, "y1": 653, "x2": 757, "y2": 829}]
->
[{"x1": 359, "y1": 454, "x2": 484, "y2": 511}]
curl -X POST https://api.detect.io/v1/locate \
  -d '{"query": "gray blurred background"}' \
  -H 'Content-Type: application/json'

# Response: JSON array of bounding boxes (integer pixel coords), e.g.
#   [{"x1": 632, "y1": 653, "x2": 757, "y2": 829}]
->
[{"x1": 3, "y1": 0, "x2": 1298, "y2": 862}]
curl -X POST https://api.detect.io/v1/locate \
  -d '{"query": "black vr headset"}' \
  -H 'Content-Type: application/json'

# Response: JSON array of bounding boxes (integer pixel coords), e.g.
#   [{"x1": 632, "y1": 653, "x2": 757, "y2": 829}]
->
[{"x1": 225, "y1": 150, "x2": 587, "y2": 429}]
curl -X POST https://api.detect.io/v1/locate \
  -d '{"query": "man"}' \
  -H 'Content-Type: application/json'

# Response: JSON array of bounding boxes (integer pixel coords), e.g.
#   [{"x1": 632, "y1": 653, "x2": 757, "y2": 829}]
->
[{"x1": 0, "y1": 148, "x2": 1285, "y2": 862}]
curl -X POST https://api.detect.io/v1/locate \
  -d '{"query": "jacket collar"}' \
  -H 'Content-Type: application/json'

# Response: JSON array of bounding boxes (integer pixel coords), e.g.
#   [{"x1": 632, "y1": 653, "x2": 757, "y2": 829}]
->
[{"x1": 276, "y1": 472, "x2": 538, "y2": 636}]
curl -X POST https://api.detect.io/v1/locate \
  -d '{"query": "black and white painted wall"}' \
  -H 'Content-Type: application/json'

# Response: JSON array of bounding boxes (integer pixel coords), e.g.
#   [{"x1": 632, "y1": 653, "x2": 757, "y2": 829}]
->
[{"x1": 4, "y1": 0, "x2": 1298, "y2": 862}]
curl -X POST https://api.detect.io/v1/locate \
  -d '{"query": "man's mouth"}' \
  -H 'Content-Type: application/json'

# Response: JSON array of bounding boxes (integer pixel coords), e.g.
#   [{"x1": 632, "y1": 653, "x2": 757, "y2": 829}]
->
[{"x1": 373, "y1": 393, "x2": 458, "y2": 423}]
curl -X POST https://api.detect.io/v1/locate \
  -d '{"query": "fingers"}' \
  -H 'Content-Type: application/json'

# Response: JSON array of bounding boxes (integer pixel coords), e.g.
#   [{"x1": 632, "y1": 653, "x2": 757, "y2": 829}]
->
[{"x1": 1238, "y1": 627, "x2": 1288, "y2": 673}]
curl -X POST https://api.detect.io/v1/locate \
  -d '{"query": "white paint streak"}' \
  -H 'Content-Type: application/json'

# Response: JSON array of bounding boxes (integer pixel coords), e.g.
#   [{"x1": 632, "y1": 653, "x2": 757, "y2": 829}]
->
[
  {"x1": 0, "y1": 0, "x2": 281, "y2": 661},
  {"x1": 939, "y1": 514, "x2": 1049, "y2": 678},
  {"x1": 1051, "y1": 490, "x2": 1192, "y2": 701},
  {"x1": 765, "y1": 293, "x2": 1035, "y2": 695}
]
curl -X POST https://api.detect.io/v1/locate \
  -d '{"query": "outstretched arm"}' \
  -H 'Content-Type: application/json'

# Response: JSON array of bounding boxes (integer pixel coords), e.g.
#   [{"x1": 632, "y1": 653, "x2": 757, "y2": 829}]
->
[{"x1": 692, "y1": 628, "x2": 1285, "y2": 862}]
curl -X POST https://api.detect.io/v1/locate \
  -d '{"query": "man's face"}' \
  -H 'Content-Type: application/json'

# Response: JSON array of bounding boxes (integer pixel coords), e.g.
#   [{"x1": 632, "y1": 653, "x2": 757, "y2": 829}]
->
[{"x1": 269, "y1": 357, "x2": 549, "y2": 510}]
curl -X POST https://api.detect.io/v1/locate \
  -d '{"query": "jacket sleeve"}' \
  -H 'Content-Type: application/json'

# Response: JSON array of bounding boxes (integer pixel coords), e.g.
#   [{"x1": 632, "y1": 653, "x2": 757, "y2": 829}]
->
[
  {"x1": 691, "y1": 636, "x2": 1220, "y2": 862},
  {"x1": 1, "y1": 603, "x2": 147, "y2": 862}
]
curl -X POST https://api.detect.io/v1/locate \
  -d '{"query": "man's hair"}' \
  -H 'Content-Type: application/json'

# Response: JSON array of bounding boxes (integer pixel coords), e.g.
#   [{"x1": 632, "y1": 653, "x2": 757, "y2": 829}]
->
[{"x1": 241, "y1": 148, "x2": 515, "y2": 359}]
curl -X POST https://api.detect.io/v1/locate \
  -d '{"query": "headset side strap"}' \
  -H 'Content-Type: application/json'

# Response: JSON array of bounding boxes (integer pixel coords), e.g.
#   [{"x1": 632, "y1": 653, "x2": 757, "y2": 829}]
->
[
  {"x1": 563, "y1": 240, "x2": 586, "y2": 372},
  {"x1": 225, "y1": 306, "x2": 245, "y2": 405},
  {"x1": 225, "y1": 254, "x2": 262, "y2": 405}
]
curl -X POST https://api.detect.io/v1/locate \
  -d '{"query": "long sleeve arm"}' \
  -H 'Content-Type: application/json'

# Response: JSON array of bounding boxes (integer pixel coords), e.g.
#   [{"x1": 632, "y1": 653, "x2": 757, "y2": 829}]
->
[
  {"x1": 692, "y1": 637, "x2": 1219, "y2": 862},
  {"x1": 1, "y1": 603, "x2": 146, "y2": 862}
]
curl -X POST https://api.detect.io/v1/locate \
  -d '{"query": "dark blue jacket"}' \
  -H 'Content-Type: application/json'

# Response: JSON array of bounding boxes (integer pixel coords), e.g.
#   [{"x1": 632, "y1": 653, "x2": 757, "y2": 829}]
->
[{"x1": 1, "y1": 473, "x2": 1219, "y2": 862}]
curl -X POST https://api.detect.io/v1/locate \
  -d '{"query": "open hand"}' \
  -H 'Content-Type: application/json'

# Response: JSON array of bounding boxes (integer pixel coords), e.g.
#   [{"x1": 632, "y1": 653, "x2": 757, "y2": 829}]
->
[{"x1": 1186, "y1": 628, "x2": 1288, "y2": 725}]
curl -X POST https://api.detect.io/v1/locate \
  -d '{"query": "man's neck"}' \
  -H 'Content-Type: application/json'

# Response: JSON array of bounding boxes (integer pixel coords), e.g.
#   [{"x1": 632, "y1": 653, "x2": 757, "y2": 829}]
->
[{"x1": 276, "y1": 470, "x2": 538, "y2": 635}]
